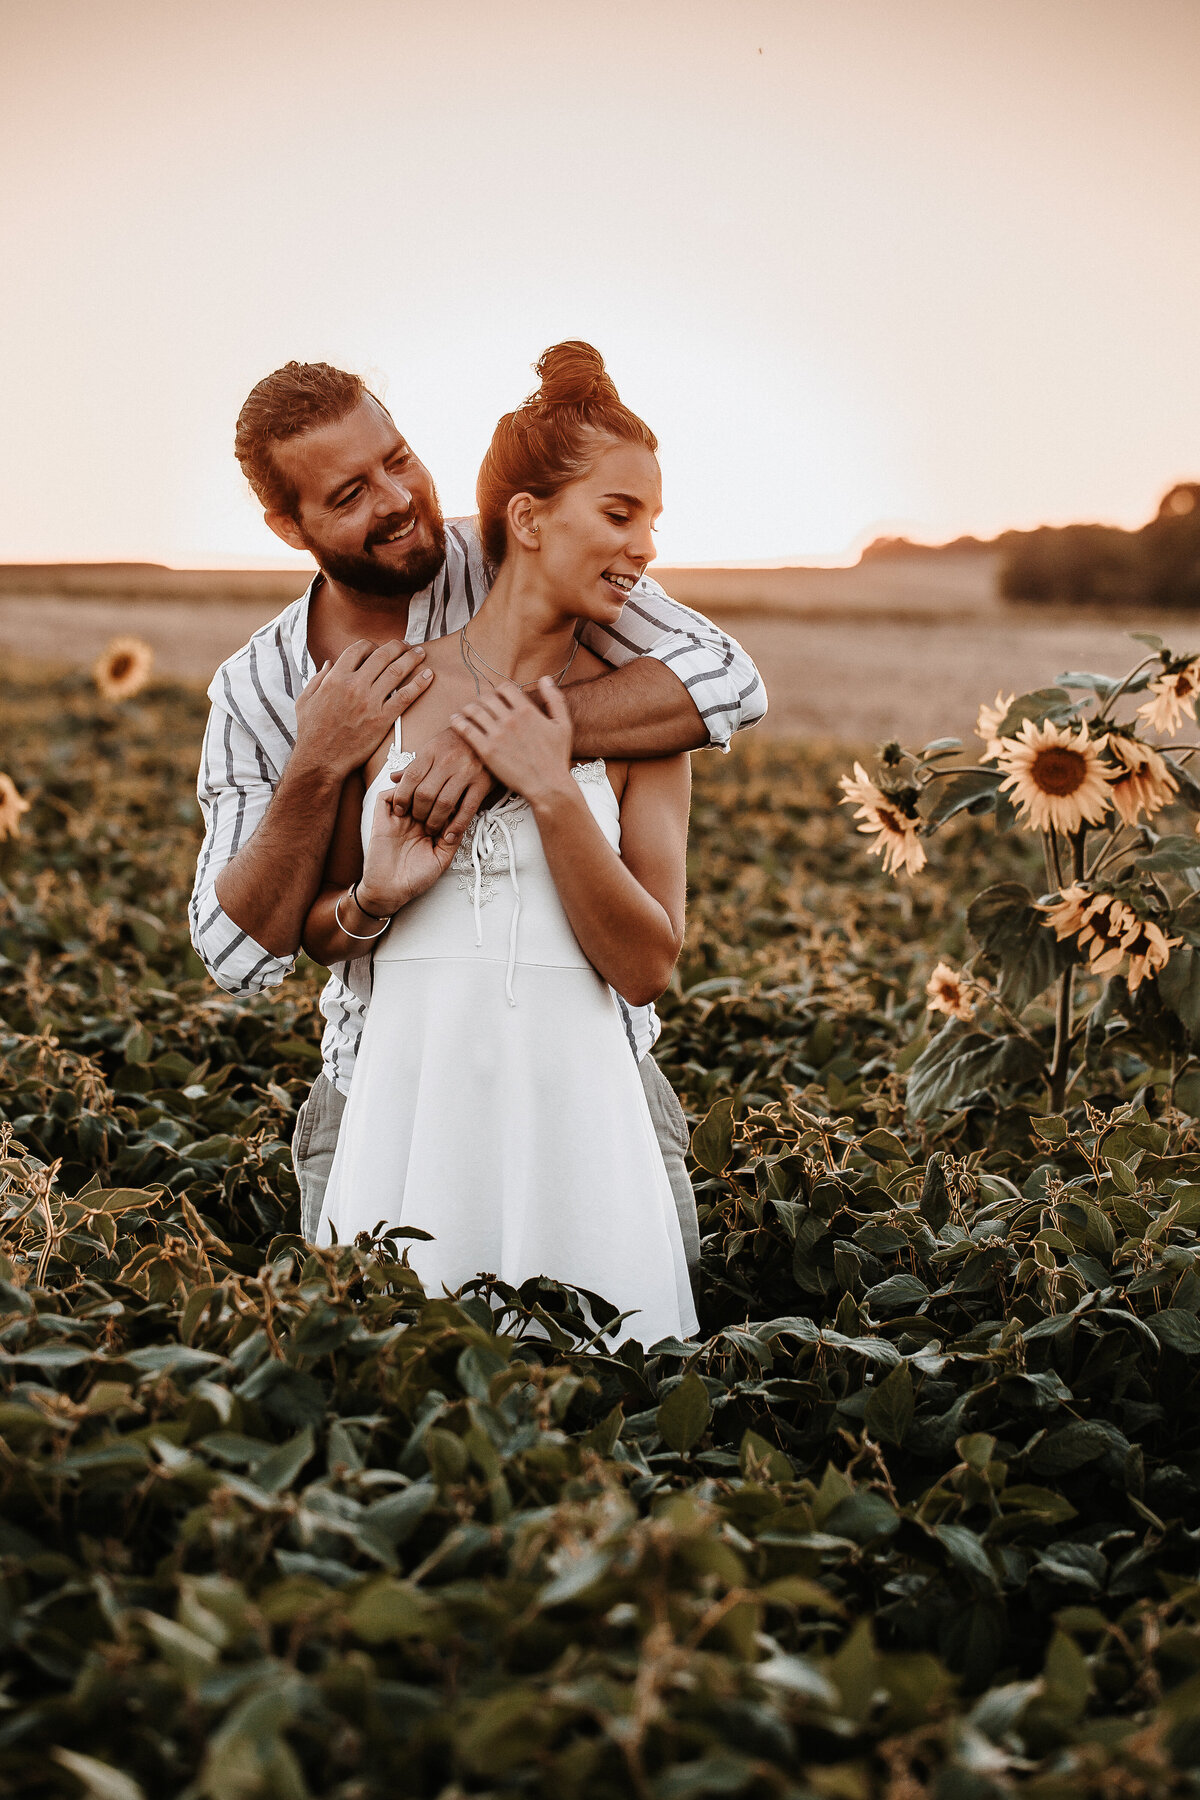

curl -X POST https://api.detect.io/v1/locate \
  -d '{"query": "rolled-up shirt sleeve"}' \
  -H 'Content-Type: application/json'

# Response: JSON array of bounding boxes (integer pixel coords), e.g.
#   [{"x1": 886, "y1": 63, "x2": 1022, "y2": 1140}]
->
[
  {"x1": 188, "y1": 696, "x2": 295, "y2": 994},
  {"x1": 577, "y1": 574, "x2": 767, "y2": 749}
]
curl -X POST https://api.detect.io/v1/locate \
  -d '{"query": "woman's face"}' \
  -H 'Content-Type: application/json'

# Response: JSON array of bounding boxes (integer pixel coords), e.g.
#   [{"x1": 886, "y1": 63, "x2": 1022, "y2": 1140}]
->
[{"x1": 532, "y1": 438, "x2": 663, "y2": 622}]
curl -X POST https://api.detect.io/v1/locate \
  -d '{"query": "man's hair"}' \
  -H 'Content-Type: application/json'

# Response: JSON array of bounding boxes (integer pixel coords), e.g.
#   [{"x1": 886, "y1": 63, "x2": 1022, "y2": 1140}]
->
[{"x1": 234, "y1": 361, "x2": 380, "y2": 516}]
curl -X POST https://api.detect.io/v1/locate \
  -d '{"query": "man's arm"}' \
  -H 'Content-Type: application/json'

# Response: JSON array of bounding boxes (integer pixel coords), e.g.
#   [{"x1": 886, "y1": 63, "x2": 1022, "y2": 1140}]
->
[
  {"x1": 392, "y1": 575, "x2": 768, "y2": 832},
  {"x1": 575, "y1": 571, "x2": 768, "y2": 751},
  {"x1": 562, "y1": 656, "x2": 710, "y2": 759},
  {"x1": 191, "y1": 641, "x2": 430, "y2": 989}
]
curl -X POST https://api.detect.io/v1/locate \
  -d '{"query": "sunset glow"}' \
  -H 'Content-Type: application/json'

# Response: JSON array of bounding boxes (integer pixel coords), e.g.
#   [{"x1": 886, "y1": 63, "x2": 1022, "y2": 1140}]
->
[{"x1": 3, "y1": 0, "x2": 1199, "y2": 565}]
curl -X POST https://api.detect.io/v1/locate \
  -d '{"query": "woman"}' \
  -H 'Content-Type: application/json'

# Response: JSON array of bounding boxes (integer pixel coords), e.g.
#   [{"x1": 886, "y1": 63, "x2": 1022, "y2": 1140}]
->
[{"x1": 302, "y1": 343, "x2": 697, "y2": 1344}]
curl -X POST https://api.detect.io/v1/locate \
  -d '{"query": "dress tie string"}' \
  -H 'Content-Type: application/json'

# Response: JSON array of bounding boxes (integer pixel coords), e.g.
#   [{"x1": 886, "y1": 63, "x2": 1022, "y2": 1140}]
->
[{"x1": 469, "y1": 794, "x2": 525, "y2": 1006}]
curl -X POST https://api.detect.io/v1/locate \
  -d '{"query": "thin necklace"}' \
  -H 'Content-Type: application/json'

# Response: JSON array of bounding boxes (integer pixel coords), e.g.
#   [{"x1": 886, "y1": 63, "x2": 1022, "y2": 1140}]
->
[{"x1": 459, "y1": 626, "x2": 580, "y2": 698}]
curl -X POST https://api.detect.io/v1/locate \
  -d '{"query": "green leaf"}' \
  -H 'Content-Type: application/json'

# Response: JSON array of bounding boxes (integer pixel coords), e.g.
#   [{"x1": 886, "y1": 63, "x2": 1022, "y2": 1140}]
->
[
  {"x1": 655, "y1": 1369, "x2": 711, "y2": 1454},
  {"x1": 345, "y1": 1577, "x2": 425, "y2": 1643},
  {"x1": 538, "y1": 1547, "x2": 614, "y2": 1607},
  {"x1": 994, "y1": 687, "x2": 1077, "y2": 737},
  {"x1": 121, "y1": 1023, "x2": 154, "y2": 1066},
  {"x1": 1158, "y1": 943, "x2": 1200, "y2": 1042},
  {"x1": 935, "y1": 1522, "x2": 1000, "y2": 1594},
  {"x1": 253, "y1": 1427, "x2": 315, "y2": 1494},
  {"x1": 1137, "y1": 834, "x2": 1200, "y2": 873},
  {"x1": 1055, "y1": 669, "x2": 1120, "y2": 696},
  {"x1": 863, "y1": 1360, "x2": 914, "y2": 1445},
  {"x1": 51, "y1": 1750, "x2": 145, "y2": 1800},
  {"x1": 690, "y1": 1097, "x2": 735, "y2": 1175},
  {"x1": 865, "y1": 1273, "x2": 930, "y2": 1315},
  {"x1": 906, "y1": 1020, "x2": 1044, "y2": 1121},
  {"x1": 920, "y1": 768, "x2": 1002, "y2": 827},
  {"x1": 968, "y1": 880, "x2": 1074, "y2": 1011},
  {"x1": 859, "y1": 1127, "x2": 911, "y2": 1166},
  {"x1": 919, "y1": 1154, "x2": 952, "y2": 1230},
  {"x1": 1145, "y1": 1309, "x2": 1200, "y2": 1355},
  {"x1": 1029, "y1": 1421, "x2": 1114, "y2": 1474},
  {"x1": 824, "y1": 1490, "x2": 899, "y2": 1546}
]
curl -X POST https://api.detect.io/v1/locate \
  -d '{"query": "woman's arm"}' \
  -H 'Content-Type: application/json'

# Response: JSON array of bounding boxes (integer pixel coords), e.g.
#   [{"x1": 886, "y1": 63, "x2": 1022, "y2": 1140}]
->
[
  {"x1": 535, "y1": 753, "x2": 689, "y2": 1004},
  {"x1": 301, "y1": 773, "x2": 461, "y2": 966},
  {"x1": 301, "y1": 772, "x2": 373, "y2": 966},
  {"x1": 450, "y1": 680, "x2": 690, "y2": 1006}
]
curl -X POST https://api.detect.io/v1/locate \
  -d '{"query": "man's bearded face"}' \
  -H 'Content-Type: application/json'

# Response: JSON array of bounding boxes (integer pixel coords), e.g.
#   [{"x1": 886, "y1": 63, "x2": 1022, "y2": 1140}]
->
[
  {"x1": 272, "y1": 396, "x2": 448, "y2": 604},
  {"x1": 297, "y1": 495, "x2": 447, "y2": 600}
]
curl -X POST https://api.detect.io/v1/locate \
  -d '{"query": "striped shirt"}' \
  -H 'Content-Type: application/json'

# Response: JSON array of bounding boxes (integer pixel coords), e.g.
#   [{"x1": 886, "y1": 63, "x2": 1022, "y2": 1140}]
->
[{"x1": 189, "y1": 517, "x2": 767, "y2": 1093}]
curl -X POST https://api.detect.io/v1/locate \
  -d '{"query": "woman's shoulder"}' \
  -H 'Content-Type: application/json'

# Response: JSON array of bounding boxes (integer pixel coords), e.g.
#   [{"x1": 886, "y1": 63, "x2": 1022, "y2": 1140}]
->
[{"x1": 422, "y1": 630, "x2": 465, "y2": 672}]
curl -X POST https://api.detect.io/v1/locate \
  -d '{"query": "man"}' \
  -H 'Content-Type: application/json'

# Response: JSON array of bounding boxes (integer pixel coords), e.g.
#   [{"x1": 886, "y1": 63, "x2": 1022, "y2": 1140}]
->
[{"x1": 190, "y1": 360, "x2": 767, "y2": 1253}]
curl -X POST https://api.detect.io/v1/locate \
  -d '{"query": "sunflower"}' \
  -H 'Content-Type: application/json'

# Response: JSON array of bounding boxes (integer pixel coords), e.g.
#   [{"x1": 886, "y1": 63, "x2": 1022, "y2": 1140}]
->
[
  {"x1": 995, "y1": 718, "x2": 1113, "y2": 834},
  {"x1": 1038, "y1": 883, "x2": 1092, "y2": 941},
  {"x1": 0, "y1": 773, "x2": 31, "y2": 842},
  {"x1": 1137, "y1": 658, "x2": 1200, "y2": 736},
  {"x1": 1077, "y1": 893, "x2": 1140, "y2": 976},
  {"x1": 1104, "y1": 734, "x2": 1178, "y2": 826},
  {"x1": 838, "y1": 762, "x2": 927, "y2": 877},
  {"x1": 93, "y1": 636, "x2": 154, "y2": 701},
  {"x1": 925, "y1": 961, "x2": 976, "y2": 1022},
  {"x1": 1125, "y1": 919, "x2": 1180, "y2": 993},
  {"x1": 975, "y1": 691, "x2": 1015, "y2": 762}
]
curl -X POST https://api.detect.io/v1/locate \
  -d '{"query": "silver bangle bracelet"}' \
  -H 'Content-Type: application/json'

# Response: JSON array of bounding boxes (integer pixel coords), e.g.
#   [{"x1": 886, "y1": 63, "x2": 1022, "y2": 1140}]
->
[{"x1": 334, "y1": 884, "x2": 392, "y2": 941}]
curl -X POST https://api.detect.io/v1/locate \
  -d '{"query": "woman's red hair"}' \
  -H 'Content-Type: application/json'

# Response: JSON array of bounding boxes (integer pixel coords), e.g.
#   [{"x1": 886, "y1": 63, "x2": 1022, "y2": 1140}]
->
[{"x1": 476, "y1": 342, "x2": 657, "y2": 566}]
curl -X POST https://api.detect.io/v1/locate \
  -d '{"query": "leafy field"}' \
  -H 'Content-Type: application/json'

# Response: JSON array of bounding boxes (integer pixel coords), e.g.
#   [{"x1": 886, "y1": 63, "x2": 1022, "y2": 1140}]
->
[{"x1": 7, "y1": 667, "x2": 1200, "y2": 1797}]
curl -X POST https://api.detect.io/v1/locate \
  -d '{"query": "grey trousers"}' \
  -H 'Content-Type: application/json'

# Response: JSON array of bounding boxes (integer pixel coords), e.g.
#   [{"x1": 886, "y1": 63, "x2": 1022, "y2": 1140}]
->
[{"x1": 292, "y1": 1053, "x2": 701, "y2": 1271}]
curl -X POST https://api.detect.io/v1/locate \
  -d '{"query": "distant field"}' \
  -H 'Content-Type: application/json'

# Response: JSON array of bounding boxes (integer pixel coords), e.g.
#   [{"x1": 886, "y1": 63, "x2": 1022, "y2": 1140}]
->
[{"x1": 4, "y1": 551, "x2": 1200, "y2": 743}]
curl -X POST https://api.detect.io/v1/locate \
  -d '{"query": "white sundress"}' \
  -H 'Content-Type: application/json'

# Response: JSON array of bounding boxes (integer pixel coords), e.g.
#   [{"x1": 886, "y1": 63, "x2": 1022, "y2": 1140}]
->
[{"x1": 318, "y1": 716, "x2": 698, "y2": 1346}]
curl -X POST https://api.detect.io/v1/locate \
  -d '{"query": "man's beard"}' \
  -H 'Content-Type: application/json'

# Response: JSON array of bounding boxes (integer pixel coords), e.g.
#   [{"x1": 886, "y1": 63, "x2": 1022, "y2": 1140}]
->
[{"x1": 299, "y1": 498, "x2": 447, "y2": 601}]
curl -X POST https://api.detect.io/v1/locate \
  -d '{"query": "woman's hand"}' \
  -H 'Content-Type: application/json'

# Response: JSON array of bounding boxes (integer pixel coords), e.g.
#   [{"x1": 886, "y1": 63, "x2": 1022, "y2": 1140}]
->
[
  {"x1": 356, "y1": 792, "x2": 460, "y2": 917},
  {"x1": 449, "y1": 679, "x2": 575, "y2": 806}
]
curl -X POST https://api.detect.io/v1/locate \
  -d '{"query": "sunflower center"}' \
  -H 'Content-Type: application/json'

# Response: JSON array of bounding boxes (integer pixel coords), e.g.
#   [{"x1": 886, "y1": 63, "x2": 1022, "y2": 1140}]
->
[{"x1": 1030, "y1": 747, "x2": 1088, "y2": 797}]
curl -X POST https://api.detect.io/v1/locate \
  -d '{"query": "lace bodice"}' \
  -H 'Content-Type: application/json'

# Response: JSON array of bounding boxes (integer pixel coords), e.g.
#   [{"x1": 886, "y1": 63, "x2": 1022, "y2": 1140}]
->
[{"x1": 363, "y1": 729, "x2": 618, "y2": 1006}]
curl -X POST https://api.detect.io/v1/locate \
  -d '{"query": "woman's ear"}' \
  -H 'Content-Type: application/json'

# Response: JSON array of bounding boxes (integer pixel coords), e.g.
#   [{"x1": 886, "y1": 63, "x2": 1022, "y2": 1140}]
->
[{"x1": 507, "y1": 492, "x2": 541, "y2": 551}]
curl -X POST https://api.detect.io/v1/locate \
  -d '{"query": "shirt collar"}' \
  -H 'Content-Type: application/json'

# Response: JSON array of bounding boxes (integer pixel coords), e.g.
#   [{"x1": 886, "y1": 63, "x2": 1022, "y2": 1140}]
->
[{"x1": 289, "y1": 571, "x2": 322, "y2": 687}]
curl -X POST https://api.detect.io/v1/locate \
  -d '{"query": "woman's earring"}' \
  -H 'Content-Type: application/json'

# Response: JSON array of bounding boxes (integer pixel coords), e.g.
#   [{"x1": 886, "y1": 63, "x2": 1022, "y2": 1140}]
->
[{"x1": 530, "y1": 524, "x2": 539, "y2": 533}]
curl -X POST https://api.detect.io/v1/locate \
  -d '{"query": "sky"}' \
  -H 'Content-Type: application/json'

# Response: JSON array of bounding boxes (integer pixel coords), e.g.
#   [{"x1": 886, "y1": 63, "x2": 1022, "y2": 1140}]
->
[{"x1": 2, "y1": 0, "x2": 1199, "y2": 567}]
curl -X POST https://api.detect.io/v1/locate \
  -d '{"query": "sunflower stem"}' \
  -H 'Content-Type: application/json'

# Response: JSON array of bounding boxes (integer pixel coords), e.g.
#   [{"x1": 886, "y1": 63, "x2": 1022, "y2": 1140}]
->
[
  {"x1": 1049, "y1": 964, "x2": 1075, "y2": 1112},
  {"x1": 1094, "y1": 655, "x2": 1161, "y2": 723},
  {"x1": 1046, "y1": 831, "x2": 1087, "y2": 1111}
]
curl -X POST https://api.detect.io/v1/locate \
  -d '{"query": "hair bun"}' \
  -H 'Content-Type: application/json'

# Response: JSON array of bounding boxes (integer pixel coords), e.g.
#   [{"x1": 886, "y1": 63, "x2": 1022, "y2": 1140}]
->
[{"x1": 530, "y1": 341, "x2": 620, "y2": 409}]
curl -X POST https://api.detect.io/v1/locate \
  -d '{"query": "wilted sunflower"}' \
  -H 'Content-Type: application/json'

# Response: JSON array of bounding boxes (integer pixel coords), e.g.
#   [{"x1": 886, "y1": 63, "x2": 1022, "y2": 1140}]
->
[
  {"x1": 838, "y1": 762, "x2": 927, "y2": 877},
  {"x1": 1104, "y1": 734, "x2": 1178, "y2": 826},
  {"x1": 1137, "y1": 658, "x2": 1200, "y2": 737},
  {"x1": 1125, "y1": 918, "x2": 1179, "y2": 992},
  {"x1": 975, "y1": 691, "x2": 1015, "y2": 762},
  {"x1": 1077, "y1": 893, "x2": 1140, "y2": 976},
  {"x1": 925, "y1": 961, "x2": 976, "y2": 1022},
  {"x1": 995, "y1": 718, "x2": 1112, "y2": 834},
  {"x1": 1038, "y1": 882, "x2": 1092, "y2": 941},
  {"x1": 93, "y1": 636, "x2": 154, "y2": 701},
  {"x1": 0, "y1": 772, "x2": 31, "y2": 842}
]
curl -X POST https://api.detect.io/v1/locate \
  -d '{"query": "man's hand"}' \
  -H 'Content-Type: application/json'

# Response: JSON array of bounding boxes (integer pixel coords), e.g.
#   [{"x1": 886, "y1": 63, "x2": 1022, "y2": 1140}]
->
[
  {"x1": 294, "y1": 639, "x2": 432, "y2": 780},
  {"x1": 390, "y1": 726, "x2": 495, "y2": 837}
]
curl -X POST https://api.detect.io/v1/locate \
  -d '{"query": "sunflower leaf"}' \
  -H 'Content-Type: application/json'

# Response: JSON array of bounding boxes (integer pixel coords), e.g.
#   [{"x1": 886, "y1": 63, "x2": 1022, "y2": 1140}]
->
[
  {"x1": 905, "y1": 1020, "x2": 1045, "y2": 1121},
  {"x1": 994, "y1": 688, "x2": 1077, "y2": 738},
  {"x1": 920, "y1": 769, "x2": 1002, "y2": 828},
  {"x1": 968, "y1": 881, "x2": 1076, "y2": 1011}
]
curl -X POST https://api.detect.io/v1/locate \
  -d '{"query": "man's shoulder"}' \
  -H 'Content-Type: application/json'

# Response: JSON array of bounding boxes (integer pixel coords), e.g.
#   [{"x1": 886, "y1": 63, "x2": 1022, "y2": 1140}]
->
[{"x1": 206, "y1": 590, "x2": 310, "y2": 710}]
